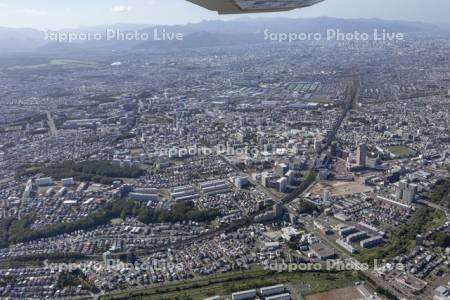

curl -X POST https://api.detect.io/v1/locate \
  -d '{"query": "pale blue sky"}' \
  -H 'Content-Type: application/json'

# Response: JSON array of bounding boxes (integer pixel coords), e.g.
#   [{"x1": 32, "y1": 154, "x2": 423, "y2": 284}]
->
[{"x1": 0, "y1": 0, "x2": 449, "y2": 29}]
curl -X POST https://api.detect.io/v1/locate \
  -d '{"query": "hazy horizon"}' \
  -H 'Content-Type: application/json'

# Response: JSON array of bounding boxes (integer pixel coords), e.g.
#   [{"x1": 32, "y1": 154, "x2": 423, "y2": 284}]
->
[{"x1": 0, "y1": 0, "x2": 449, "y2": 30}]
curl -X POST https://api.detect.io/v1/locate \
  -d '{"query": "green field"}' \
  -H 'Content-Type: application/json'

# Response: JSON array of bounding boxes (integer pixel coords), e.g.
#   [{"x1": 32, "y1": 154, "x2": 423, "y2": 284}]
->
[
  {"x1": 386, "y1": 145, "x2": 415, "y2": 158},
  {"x1": 100, "y1": 266, "x2": 360, "y2": 300},
  {"x1": 49, "y1": 59, "x2": 97, "y2": 66}
]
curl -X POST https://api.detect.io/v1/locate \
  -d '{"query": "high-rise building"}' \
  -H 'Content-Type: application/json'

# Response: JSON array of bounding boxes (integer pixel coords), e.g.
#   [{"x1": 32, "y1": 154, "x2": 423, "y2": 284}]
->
[
  {"x1": 396, "y1": 180, "x2": 417, "y2": 203},
  {"x1": 323, "y1": 189, "x2": 331, "y2": 202},
  {"x1": 285, "y1": 170, "x2": 295, "y2": 185},
  {"x1": 261, "y1": 172, "x2": 272, "y2": 187},
  {"x1": 356, "y1": 144, "x2": 367, "y2": 167},
  {"x1": 103, "y1": 251, "x2": 112, "y2": 265},
  {"x1": 276, "y1": 163, "x2": 289, "y2": 177},
  {"x1": 234, "y1": 176, "x2": 249, "y2": 189},
  {"x1": 330, "y1": 141, "x2": 338, "y2": 157},
  {"x1": 273, "y1": 203, "x2": 284, "y2": 218},
  {"x1": 314, "y1": 137, "x2": 322, "y2": 153},
  {"x1": 403, "y1": 184, "x2": 417, "y2": 203},
  {"x1": 277, "y1": 177, "x2": 287, "y2": 193}
]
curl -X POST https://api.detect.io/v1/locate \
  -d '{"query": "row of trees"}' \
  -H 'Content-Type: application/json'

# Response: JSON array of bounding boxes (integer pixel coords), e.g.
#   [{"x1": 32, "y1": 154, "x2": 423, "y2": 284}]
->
[
  {"x1": 359, "y1": 207, "x2": 443, "y2": 264},
  {"x1": 1, "y1": 200, "x2": 218, "y2": 248},
  {"x1": 0, "y1": 217, "x2": 33, "y2": 248},
  {"x1": 137, "y1": 201, "x2": 218, "y2": 224},
  {"x1": 380, "y1": 207, "x2": 435, "y2": 257},
  {"x1": 426, "y1": 179, "x2": 450, "y2": 207},
  {"x1": 434, "y1": 232, "x2": 450, "y2": 248},
  {"x1": 42, "y1": 160, "x2": 145, "y2": 184},
  {"x1": 58, "y1": 269, "x2": 99, "y2": 293},
  {"x1": 7, "y1": 201, "x2": 131, "y2": 245}
]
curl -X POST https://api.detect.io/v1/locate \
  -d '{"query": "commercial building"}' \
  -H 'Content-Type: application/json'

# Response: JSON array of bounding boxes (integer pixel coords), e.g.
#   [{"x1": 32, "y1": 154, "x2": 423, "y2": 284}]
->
[
  {"x1": 309, "y1": 242, "x2": 336, "y2": 260},
  {"x1": 366, "y1": 155, "x2": 380, "y2": 169}
]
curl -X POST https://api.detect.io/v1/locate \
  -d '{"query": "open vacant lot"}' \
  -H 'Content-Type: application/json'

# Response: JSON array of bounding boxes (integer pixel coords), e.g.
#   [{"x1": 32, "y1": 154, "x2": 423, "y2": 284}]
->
[
  {"x1": 305, "y1": 286, "x2": 368, "y2": 300},
  {"x1": 310, "y1": 181, "x2": 373, "y2": 197}
]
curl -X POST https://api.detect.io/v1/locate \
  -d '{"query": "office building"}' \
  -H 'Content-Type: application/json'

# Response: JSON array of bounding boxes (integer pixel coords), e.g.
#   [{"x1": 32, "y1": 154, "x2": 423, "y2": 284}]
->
[
  {"x1": 277, "y1": 177, "x2": 287, "y2": 193},
  {"x1": 357, "y1": 144, "x2": 367, "y2": 167}
]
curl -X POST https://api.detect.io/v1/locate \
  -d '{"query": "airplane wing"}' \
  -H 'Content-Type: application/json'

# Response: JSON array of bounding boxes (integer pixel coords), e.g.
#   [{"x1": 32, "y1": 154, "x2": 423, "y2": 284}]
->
[{"x1": 187, "y1": 0, "x2": 324, "y2": 14}]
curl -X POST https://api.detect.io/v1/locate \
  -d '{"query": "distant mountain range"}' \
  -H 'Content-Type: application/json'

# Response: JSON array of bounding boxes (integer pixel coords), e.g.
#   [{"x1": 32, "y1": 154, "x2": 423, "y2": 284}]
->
[{"x1": 0, "y1": 17, "x2": 448, "y2": 53}]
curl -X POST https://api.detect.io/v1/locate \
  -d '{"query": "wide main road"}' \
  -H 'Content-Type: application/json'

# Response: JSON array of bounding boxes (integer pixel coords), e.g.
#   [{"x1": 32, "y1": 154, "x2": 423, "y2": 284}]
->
[
  {"x1": 281, "y1": 79, "x2": 359, "y2": 206},
  {"x1": 46, "y1": 111, "x2": 58, "y2": 136}
]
